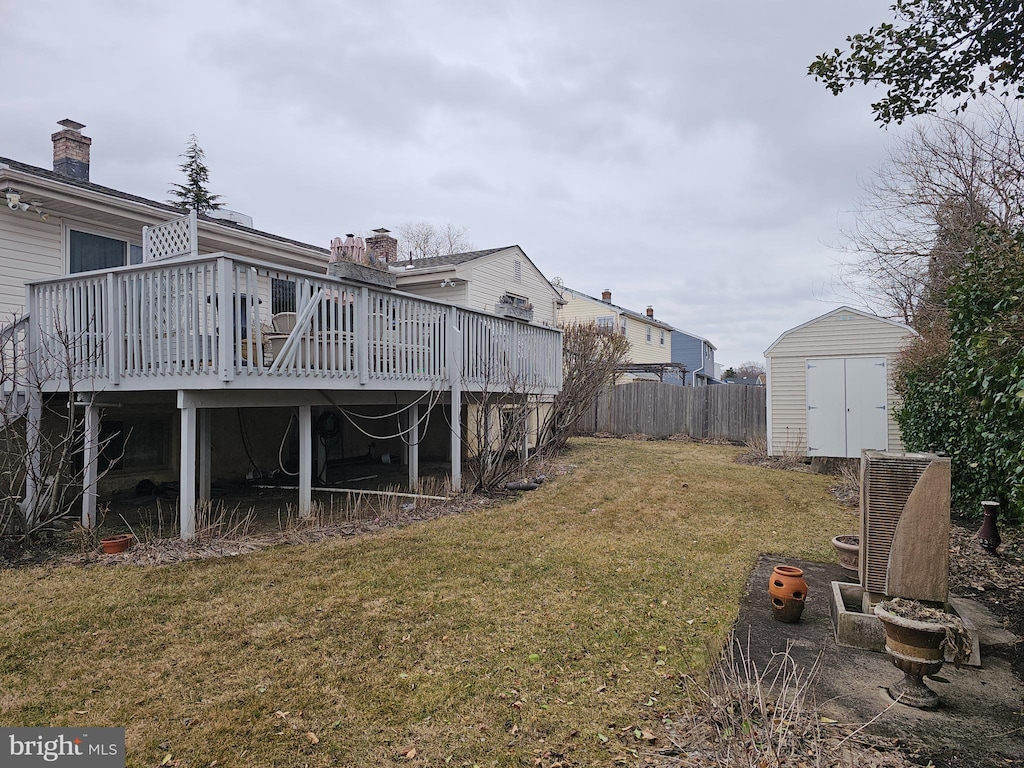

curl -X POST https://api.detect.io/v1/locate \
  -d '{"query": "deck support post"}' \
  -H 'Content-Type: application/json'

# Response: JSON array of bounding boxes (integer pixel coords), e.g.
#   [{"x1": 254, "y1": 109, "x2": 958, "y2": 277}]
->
[
  {"x1": 299, "y1": 405, "x2": 312, "y2": 517},
  {"x1": 179, "y1": 395, "x2": 197, "y2": 540},
  {"x1": 198, "y1": 408, "x2": 212, "y2": 504},
  {"x1": 448, "y1": 315, "x2": 462, "y2": 493},
  {"x1": 81, "y1": 400, "x2": 100, "y2": 529},
  {"x1": 407, "y1": 401, "x2": 419, "y2": 492}
]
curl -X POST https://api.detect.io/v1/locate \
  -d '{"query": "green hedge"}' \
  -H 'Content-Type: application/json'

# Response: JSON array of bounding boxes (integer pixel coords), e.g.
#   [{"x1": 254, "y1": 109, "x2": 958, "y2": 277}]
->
[{"x1": 896, "y1": 228, "x2": 1024, "y2": 519}]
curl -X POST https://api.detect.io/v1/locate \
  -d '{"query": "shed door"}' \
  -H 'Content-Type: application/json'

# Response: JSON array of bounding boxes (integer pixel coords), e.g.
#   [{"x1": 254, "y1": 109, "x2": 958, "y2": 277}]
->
[
  {"x1": 806, "y1": 359, "x2": 847, "y2": 458},
  {"x1": 844, "y1": 357, "x2": 888, "y2": 455},
  {"x1": 806, "y1": 357, "x2": 888, "y2": 458}
]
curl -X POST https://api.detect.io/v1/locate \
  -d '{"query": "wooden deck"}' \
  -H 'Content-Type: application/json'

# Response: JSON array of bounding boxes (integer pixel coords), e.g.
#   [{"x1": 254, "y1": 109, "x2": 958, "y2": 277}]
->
[
  {"x1": 13, "y1": 252, "x2": 562, "y2": 540},
  {"x1": 24, "y1": 252, "x2": 562, "y2": 396}
]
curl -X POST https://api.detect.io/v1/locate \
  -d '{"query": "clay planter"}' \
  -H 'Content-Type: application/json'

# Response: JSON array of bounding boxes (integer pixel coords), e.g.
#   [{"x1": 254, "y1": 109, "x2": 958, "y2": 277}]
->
[
  {"x1": 831, "y1": 535, "x2": 860, "y2": 575},
  {"x1": 100, "y1": 533, "x2": 134, "y2": 555},
  {"x1": 874, "y1": 602, "x2": 946, "y2": 709},
  {"x1": 768, "y1": 565, "x2": 807, "y2": 623}
]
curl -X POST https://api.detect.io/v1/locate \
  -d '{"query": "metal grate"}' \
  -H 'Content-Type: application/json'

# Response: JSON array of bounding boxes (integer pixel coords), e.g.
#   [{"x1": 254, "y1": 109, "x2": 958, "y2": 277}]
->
[{"x1": 861, "y1": 453, "x2": 933, "y2": 594}]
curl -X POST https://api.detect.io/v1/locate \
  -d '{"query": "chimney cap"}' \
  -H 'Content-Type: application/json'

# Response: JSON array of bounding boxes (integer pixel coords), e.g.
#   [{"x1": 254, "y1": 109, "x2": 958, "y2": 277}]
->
[
  {"x1": 57, "y1": 119, "x2": 86, "y2": 132},
  {"x1": 372, "y1": 227, "x2": 391, "y2": 235}
]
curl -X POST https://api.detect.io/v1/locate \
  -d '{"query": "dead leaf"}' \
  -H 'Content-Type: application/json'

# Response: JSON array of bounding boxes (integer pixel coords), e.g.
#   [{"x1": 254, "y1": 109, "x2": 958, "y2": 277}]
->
[
  {"x1": 160, "y1": 755, "x2": 173, "y2": 766},
  {"x1": 306, "y1": 732, "x2": 319, "y2": 745},
  {"x1": 400, "y1": 746, "x2": 417, "y2": 759}
]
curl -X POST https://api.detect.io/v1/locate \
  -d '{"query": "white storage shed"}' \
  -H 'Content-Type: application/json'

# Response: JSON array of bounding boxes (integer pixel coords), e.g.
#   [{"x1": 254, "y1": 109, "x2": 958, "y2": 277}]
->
[{"x1": 764, "y1": 307, "x2": 918, "y2": 459}]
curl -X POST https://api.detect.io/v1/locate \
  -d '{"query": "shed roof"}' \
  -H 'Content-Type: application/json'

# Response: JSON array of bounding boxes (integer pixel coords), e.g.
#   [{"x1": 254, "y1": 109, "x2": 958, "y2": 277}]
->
[{"x1": 764, "y1": 306, "x2": 916, "y2": 356}]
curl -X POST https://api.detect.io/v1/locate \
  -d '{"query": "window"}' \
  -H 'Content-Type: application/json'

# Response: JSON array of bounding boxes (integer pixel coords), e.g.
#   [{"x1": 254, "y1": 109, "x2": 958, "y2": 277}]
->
[
  {"x1": 620, "y1": 316, "x2": 627, "y2": 335},
  {"x1": 660, "y1": 329, "x2": 665, "y2": 345},
  {"x1": 499, "y1": 292, "x2": 531, "y2": 309},
  {"x1": 99, "y1": 417, "x2": 170, "y2": 472},
  {"x1": 272, "y1": 278, "x2": 297, "y2": 314},
  {"x1": 646, "y1": 325, "x2": 652, "y2": 343},
  {"x1": 597, "y1": 315, "x2": 615, "y2": 330},
  {"x1": 69, "y1": 229, "x2": 142, "y2": 273}
]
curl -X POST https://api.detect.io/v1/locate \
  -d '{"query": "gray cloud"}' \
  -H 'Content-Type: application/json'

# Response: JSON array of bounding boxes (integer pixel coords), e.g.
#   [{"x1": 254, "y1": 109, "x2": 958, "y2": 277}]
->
[{"x1": 0, "y1": 0, "x2": 901, "y2": 365}]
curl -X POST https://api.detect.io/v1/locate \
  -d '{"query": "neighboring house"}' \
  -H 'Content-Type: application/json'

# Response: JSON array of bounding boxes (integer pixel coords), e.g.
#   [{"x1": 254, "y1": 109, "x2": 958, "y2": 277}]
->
[
  {"x1": 557, "y1": 288, "x2": 673, "y2": 378},
  {"x1": 390, "y1": 246, "x2": 565, "y2": 454},
  {"x1": 669, "y1": 329, "x2": 718, "y2": 386},
  {"x1": 764, "y1": 306, "x2": 917, "y2": 459},
  {"x1": 390, "y1": 246, "x2": 564, "y2": 327},
  {"x1": 1, "y1": 121, "x2": 562, "y2": 538}
]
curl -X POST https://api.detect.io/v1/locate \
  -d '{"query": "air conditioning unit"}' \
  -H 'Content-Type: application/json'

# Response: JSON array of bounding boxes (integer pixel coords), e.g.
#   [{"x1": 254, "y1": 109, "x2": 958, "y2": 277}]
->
[{"x1": 860, "y1": 450, "x2": 951, "y2": 606}]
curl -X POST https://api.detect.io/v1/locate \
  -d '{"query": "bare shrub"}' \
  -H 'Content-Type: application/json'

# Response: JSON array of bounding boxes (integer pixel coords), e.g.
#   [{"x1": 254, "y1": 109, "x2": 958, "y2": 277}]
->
[{"x1": 671, "y1": 637, "x2": 823, "y2": 766}]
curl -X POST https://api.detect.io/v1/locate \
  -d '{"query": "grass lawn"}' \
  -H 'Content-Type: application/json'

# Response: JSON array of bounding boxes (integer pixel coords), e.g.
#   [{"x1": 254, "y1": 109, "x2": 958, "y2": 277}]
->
[{"x1": 0, "y1": 438, "x2": 853, "y2": 767}]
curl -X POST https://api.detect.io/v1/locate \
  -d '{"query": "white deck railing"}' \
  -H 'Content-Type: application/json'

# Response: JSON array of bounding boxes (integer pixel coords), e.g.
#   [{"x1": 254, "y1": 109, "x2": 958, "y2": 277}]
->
[{"x1": 25, "y1": 253, "x2": 563, "y2": 394}]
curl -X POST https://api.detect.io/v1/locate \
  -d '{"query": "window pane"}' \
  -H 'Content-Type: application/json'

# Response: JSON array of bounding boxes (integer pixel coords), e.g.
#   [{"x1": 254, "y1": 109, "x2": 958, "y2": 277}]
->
[
  {"x1": 272, "y1": 278, "x2": 297, "y2": 314},
  {"x1": 70, "y1": 230, "x2": 126, "y2": 273},
  {"x1": 100, "y1": 418, "x2": 170, "y2": 471},
  {"x1": 129, "y1": 244, "x2": 143, "y2": 265}
]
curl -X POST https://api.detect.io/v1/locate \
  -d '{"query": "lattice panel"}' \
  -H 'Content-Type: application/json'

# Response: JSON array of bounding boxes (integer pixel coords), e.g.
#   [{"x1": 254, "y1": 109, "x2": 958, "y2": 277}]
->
[{"x1": 143, "y1": 211, "x2": 197, "y2": 262}]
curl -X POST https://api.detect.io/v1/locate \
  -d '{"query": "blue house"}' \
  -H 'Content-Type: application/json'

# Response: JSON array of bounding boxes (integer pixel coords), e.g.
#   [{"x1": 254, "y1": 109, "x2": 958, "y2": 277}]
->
[{"x1": 669, "y1": 329, "x2": 718, "y2": 386}]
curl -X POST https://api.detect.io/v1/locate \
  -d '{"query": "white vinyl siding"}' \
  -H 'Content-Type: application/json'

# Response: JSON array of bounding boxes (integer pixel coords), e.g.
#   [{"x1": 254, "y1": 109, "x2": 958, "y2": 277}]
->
[
  {"x1": 0, "y1": 211, "x2": 62, "y2": 319},
  {"x1": 466, "y1": 250, "x2": 558, "y2": 326},
  {"x1": 558, "y1": 291, "x2": 671, "y2": 365},
  {"x1": 765, "y1": 309, "x2": 915, "y2": 457}
]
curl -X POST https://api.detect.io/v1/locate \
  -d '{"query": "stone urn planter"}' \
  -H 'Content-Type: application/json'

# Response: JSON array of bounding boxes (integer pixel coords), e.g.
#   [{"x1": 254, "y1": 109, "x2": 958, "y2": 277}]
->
[
  {"x1": 768, "y1": 565, "x2": 807, "y2": 623},
  {"x1": 100, "y1": 533, "x2": 134, "y2": 555},
  {"x1": 831, "y1": 535, "x2": 860, "y2": 575},
  {"x1": 874, "y1": 598, "x2": 969, "y2": 709}
]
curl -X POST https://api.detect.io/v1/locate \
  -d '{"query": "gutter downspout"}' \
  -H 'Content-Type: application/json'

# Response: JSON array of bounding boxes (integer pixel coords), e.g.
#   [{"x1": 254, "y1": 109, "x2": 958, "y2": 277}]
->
[{"x1": 691, "y1": 341, "x2": 706, "y2": 386}]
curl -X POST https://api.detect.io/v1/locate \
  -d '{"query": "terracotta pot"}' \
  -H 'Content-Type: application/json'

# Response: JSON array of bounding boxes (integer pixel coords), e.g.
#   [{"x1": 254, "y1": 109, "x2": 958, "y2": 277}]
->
[
  {"x1": 768, "y1": 565, "x2": 807, "y2": 623},
  {"x1": 874, "y1": 602, "x2": 947, "y2": 709},
  {"x1": 831, "y1": 535, "x2": 860, "y2": 575},
  {"x1": 100, "y1": 533, "x2": 134, "y2": 555},
  {"x1": 976, "y1": 500, "x2": 1001, "y2": 554}
]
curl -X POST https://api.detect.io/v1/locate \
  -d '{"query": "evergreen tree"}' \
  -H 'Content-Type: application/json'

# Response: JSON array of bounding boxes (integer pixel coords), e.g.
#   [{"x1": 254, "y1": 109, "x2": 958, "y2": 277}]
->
[{"x1": 168, "y1": 135, "x2": 224, "y2": 212}]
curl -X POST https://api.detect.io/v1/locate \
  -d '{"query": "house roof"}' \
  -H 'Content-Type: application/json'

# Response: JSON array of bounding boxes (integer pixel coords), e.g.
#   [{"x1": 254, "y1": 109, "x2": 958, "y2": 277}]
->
[
  {"x1": 561, "y1": 286, "x2": 675, "y2": 331},
  {"x1": 391, "y1": 247, "x2": 513, "y2": 272},
  {"x1": 393, "y1": 245, "x2": 565, "y2": 303},
  {"x1": 763, "y1": 305, "x2": 918, "y2": 356},
  {"x1": 0, "y1": 155, "x2": 330, "y2": 257}
]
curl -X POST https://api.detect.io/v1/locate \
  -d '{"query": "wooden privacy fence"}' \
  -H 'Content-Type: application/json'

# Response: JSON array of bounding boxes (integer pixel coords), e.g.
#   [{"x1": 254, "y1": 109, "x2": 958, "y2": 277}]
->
[{"x1": 580, "y1": 382, "x2": 766, "y2": 442}]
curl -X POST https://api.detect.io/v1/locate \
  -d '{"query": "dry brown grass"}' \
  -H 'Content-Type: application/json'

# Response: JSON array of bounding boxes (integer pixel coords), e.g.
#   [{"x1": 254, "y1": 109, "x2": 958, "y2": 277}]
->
[{"x1": 0, "y1": 438, "x2": 852, "y2": 767}]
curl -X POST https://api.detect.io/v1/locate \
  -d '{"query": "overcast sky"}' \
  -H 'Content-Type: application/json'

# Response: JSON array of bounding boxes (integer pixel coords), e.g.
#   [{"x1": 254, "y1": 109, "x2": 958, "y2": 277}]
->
[{"x1": 1, "y1": 0, "x2": 904, "y2": 367}]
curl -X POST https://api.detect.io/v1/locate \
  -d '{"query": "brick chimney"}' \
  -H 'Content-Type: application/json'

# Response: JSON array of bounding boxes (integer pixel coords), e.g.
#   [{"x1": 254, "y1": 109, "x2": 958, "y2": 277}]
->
[
  {"x1": 51, "y1": 119, "x2": 91, "y2": 182},
  {"x1": 601, "y1": 289, "x2": 612, "y2": 302},
  {"x1": 646, "y1": 305, "x2": 654, "y2": 318},
  {"x1": 366, "y1": 227, "x2": 398, "y2": 265}
]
